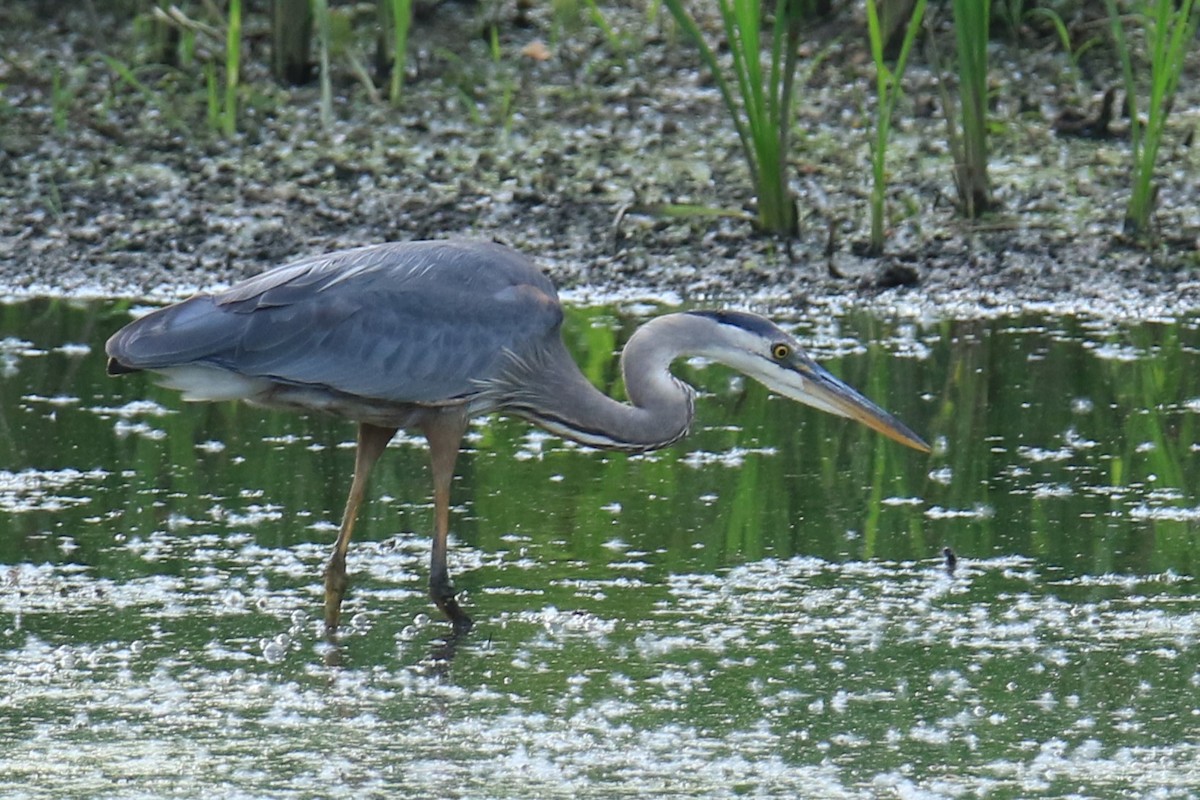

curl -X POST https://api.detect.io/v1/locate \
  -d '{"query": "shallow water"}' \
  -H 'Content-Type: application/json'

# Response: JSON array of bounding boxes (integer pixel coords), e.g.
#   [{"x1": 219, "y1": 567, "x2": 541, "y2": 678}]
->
[{"x1": 2, "y1": 298, "x2": 1199, "y2": 798}]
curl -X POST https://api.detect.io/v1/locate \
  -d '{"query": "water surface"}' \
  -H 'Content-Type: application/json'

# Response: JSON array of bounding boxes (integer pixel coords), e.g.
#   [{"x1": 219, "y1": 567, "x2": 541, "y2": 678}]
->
[{"x1": 1, "y1": 299, "x2": 1198, "y2": 798}]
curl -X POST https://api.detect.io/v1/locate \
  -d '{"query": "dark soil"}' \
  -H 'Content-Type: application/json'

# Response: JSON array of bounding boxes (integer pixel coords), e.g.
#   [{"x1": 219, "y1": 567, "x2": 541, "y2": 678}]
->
[{"x1": 2, "y1": 1, "x2": 1198, "y2": 318}]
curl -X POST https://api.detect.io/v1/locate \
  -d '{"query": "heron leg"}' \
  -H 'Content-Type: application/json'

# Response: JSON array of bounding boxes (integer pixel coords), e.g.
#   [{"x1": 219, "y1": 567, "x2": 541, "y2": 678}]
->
[
  {"x1": 423, "y1": 415, "x2": 473, "y2": 633},
  {"x1": 324, "y1": 422, "x2": 397, "y2": 634}
]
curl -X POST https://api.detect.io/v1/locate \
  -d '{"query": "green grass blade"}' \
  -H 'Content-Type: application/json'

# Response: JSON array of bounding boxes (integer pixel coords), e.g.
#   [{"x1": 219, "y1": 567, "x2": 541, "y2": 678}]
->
[
  {"x1": 389, "y1": 0, "x2": 413, "y2": 106},
  {"x1": 662, "y1": 0, "x2": 758, "y2": 186},
  {"x1": 866, "y1": 0, "x2": 926, "y2": 253},
  {"x1": 1104, "y1": 0, "x2": 1139, "y2": 156},
  {"x1": 1106, "y1": 0, "x2": 1198, "y2": 238},
  {"x1": 223, "y1": 0, "x2": 241, "y2": 137},
  {"x1": 724, "y1": 0, "x2": 764, "y2": 158},
  {"x1": 663, "y1": 0, "x2": 805, "y2": 234},
  {"x1": 313, "y1": 0, "x2": 334, "y2": 131}
]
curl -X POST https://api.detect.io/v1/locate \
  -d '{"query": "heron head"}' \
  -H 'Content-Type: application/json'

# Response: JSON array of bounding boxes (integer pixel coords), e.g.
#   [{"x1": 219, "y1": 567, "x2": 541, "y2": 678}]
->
[{"x1": 685, "y1": 311, "x2": 930, "y2": 453}]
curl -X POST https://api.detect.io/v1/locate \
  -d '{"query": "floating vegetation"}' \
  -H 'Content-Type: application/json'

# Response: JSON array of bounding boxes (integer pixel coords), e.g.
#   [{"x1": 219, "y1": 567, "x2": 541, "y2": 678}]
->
[{"x1": 0, "y1": 468, "x2": 108, "y2": 513}]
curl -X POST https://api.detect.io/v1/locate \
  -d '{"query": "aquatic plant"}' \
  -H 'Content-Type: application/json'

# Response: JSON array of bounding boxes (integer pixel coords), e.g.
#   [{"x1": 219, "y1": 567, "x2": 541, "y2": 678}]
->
[
  {"x1": 205, "y1": 60, "x2": 220, "y2": 131},
  {"x1": 949, "y1": 0, "x2": 991, "y2": 217},
  {"x1": 585, "y1": 0, "x2": 626, "y2": 54},
  {"x1": 1104, "y1": 0, "x2": 1199, "y2": 241},
  {"x1": 385, "y1": 0, "x2": 413, "y2": 106},
  {"x1": 270, "y1": 0, "x2": 311, "y2": 85},
  {"x1": 50, "y1": 66, "x2": 72, "y2": 135},
  {"x1": 662, "y1": 0, "x2": 805, "y2": 236},
  {"x1": 998, "y1": 0, "x2": 1026, "y2": 40},
  {"x1": 126, "y1": 5, "x2": 227, "y2": 133},
  {"x1": 313, "y1": 0, "x2": 334, "y2": 130},
  {"x1": 222, "y1": 0, "x2": 241, "y2": 137},
  {"x1": 488, "y1": 23, "x2": 519, "y2": 134},
  {"x1": 552, "y1": 0, "x2": 647, "y2": 55},
  {"x1": 1026, "y1": 5, "x2": 1102, "y2": 79},
  {"x1": 101, "y1": 53, "x2": 187, "y2": 133},
  {"x1": 865, "y1": 0, "x2": 926, "y2": 255}
]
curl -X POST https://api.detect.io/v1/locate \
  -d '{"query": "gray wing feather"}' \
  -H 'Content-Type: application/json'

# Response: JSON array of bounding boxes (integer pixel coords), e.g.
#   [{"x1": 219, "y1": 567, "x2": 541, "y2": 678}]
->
[{"x1": 106, "y1": 240, "x2": 563, "y2": 404}]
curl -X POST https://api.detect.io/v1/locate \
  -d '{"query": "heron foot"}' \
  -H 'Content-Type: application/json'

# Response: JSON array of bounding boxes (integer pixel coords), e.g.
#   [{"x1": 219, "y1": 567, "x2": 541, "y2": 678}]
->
[
  {"x1": 324, "y1": 551, "x2": 349, "y2": 633},
  {"x1": 431, "y1": 585, "x2": 474, "y2": 634},
  {"x1": 439, "y1": 597, "x2": 474, "y2": 634}
]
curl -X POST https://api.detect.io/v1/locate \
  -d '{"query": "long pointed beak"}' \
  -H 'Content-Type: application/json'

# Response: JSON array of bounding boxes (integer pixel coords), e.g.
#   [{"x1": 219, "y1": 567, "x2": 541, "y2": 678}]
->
[{"x1": 768, "y1": 355, "x2": 931, "y2": 453}]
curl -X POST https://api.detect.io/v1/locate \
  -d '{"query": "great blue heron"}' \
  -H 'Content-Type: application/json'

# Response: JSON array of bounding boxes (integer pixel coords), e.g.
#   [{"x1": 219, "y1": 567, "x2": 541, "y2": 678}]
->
[{"x1": 106, "y1": 239, "x2": 929, "y2": 634}]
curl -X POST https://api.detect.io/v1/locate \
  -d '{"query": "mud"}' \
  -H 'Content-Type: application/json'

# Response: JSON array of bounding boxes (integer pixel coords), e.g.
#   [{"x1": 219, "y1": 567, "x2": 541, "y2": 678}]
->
[{"x1": 1, "y1": 2, "x2": 1198, "y2": 317}]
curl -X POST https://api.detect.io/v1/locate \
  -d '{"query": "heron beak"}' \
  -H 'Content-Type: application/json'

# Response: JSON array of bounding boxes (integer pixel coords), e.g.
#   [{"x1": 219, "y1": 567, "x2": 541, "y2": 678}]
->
[{"x1": 770, "y1": 355, "x2": 931, "y2": 453}]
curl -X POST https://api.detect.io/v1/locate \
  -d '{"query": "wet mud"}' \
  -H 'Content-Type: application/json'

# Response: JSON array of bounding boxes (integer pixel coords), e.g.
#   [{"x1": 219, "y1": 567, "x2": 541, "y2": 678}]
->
[{"x1": 0, "y1": 4, "x2": 1197, "y2": 317}]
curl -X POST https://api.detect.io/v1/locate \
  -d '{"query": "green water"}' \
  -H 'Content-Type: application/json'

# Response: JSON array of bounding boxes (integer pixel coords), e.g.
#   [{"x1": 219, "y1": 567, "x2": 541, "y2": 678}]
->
[{"x1": 1, "y1": 298, "x2": 1198, "y2": 798}]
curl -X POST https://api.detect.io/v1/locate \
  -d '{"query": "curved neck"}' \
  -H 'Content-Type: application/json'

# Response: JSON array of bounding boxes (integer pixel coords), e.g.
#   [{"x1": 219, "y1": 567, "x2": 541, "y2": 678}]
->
[{"x1": 511, "y1": 314, "x2": 701, "y2": 453}]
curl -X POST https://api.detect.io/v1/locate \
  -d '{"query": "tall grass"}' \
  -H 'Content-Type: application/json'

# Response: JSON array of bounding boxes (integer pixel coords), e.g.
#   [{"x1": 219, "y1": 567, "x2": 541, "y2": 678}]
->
[
  {"x1": 385, "y1": 0, "x2": 413, "y2": 106},
  {"x1": 205, "y1": 60, "x2": 220, "y2": 131},
  {"x1": 222, "y1": 0, "x2": 242, "y2": 137},
  {"x1": 1104, "y1": 0, "x2": 1199, "y2": 241},
  {"x1": 313, "y1": 0, "x2": 334, "y2": 131},
  {"x1": 950, "y1": 0, "x2": 991, "y2": 217},
  {"x1": 270, "y1": 0, "x2": 312, "y2": 85},
  {"x1": 865, "y1": 0, "x2": 926, "y2": 255},
  {"x1": 662, "y1": 0, "x2": 805, "y2": 236}
]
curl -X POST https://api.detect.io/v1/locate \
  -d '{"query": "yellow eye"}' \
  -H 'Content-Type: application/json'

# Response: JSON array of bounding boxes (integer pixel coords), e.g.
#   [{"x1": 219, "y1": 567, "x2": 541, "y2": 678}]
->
[{"x1": 772, "y1": 343, "x2": 791, "y2": 360}]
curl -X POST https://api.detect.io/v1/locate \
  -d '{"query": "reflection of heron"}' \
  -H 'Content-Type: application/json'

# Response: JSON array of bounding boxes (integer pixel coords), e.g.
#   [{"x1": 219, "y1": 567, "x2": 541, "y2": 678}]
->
[{"x1": 106, "y1": 240, "x2": 929, "y2": 634}]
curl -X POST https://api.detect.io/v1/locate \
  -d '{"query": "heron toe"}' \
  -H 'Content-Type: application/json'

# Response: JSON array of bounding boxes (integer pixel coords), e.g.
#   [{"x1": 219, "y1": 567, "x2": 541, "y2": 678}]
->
[{"x1": 432, "y1": 587, "x2": 473, "y2": 634}]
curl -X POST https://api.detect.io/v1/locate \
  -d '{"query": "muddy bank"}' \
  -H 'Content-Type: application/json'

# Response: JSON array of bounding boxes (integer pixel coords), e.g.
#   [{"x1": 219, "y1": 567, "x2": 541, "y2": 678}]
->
[{"x1": 1, "y1": 3, "x2": 1198, "y2": 319}]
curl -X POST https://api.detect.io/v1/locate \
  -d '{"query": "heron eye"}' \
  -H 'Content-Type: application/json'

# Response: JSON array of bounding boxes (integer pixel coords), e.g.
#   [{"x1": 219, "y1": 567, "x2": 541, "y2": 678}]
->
[{"x1": 771, "y1": 343, "x2": 791, "y2": 360}]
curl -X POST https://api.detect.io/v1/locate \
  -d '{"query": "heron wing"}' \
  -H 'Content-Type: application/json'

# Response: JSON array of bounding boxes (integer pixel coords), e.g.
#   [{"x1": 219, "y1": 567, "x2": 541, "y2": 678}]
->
[{"x1": 106, "y1": 240, "x2": 563, "y2": 404}]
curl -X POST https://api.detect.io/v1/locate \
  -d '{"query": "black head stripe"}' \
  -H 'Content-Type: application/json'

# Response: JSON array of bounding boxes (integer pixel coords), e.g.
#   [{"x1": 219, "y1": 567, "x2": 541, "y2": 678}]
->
[{"x1": 686, "y1": 310, "x2": 780, "y2": 338}]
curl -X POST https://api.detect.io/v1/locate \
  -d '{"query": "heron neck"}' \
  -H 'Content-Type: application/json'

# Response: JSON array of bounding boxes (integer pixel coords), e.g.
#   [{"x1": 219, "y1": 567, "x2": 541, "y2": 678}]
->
[{"x1": 518, "y1": 315, "x2": 698, "y2": 453}]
